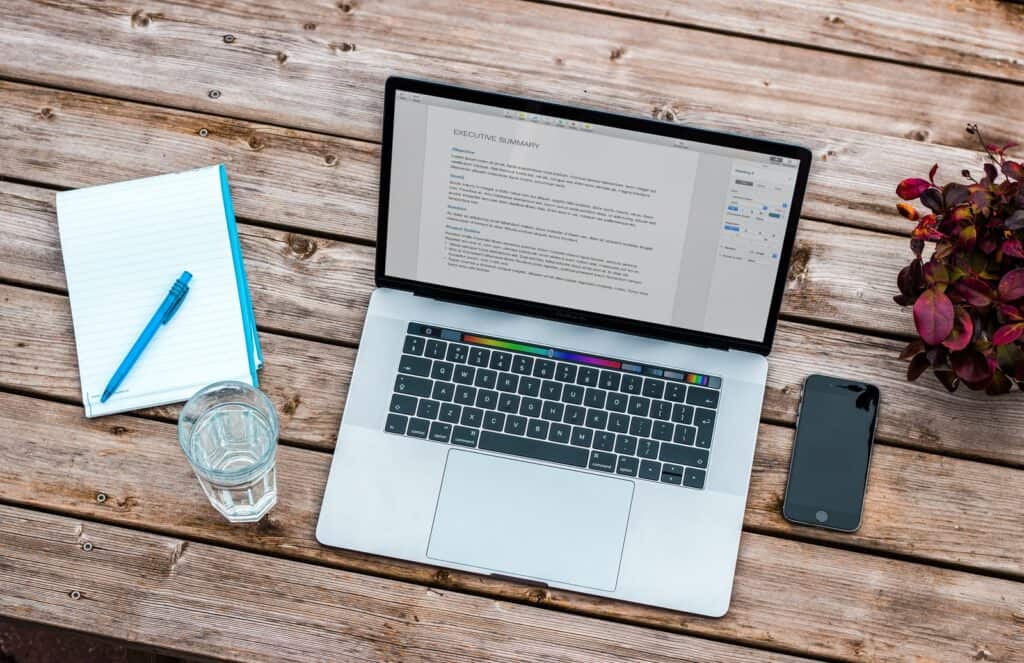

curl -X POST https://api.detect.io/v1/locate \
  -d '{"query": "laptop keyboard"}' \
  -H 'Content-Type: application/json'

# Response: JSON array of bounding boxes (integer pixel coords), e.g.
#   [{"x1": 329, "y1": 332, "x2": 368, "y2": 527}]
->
[{"x1": 384, "y1": 323, "x2": 722, "y2": 490}]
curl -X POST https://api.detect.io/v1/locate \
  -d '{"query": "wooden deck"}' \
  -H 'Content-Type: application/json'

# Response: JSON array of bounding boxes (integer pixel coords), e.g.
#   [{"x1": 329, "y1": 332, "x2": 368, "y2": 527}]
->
[{"x1": 1, "y1": 1, "x2": 1023, "y2": 661}]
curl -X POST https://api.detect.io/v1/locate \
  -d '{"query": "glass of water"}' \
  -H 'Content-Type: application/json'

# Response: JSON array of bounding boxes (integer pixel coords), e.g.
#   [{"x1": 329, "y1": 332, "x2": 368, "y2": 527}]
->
[{"x1": 178, "y1": 381, "x2": 279, "y2": 523}]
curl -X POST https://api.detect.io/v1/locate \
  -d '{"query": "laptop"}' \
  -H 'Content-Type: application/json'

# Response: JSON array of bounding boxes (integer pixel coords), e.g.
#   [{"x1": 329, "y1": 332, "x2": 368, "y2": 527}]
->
[{"x1": 317, "y1": 77, "x2": 811, "y2": 617}]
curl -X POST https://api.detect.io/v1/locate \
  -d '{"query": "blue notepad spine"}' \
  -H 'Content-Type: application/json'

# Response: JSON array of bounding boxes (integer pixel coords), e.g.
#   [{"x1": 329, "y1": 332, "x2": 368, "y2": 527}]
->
[{"x1": 219, "y1": 164, "x2": 263, "y2": 386}]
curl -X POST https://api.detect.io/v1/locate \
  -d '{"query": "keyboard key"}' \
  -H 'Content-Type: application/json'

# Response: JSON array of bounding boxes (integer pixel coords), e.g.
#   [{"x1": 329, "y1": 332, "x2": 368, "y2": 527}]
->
[
  {"x1": 628, "y1": 396, "x2": 650, "y2": 417},
  {"x1": 431, "y1": 361, "x2": 454, "y2": 381},
  {"x1": 555, "y1": 363, "x2": 577, "y2": 383},
  {"x1": 518, "y1": 376, "x2": 541, "y2": 397},
  {"x1": 395, "y1": 375, "x2": 432, "y2": 397},
  {"x1": 452, "y1": 365, "x2": 475, "y2": 385},
  {"x1": 542, "y1": 401, "x2": 564, "y2": 421},
  {"x1": 660, "y1": 465, "x2": 683, "y2": 485},
  {"x1": 446, "y1": 343, "x2": 469, "y2": 363},
  {"x1": 608, "y1": 413, "x2": 630, "y2": 433},
  {"x1": 533, "y1": 359, "x2": 556, "y2": 379},
  {"x1": 629, "y1": 417, "x2": 653, "y2": 438},
  {"x1": 541, "y1": 380, "x2": 562, "y2": 400},
  {"x1": 490, "y1": 351, "x2": 512, "y2": 371},
  {"x1": 621, "y1": 375, "x2": 643, "y2": 394},
  {"x1": 512, "y1": 355, "x2": 534, "y2": 375},
  {"x1": 403, "y1": 335, "x2": 425, "y2": 356},
  {"x1": 429, "y1": 422, "x2": 452, "y2": 443},
  {"x1": 686, "y1": 386, "x2": 720, "y2": 408},
  {"x1": 407, "y1": 418, "x2": 430, "y2": 438},
  {"x1": 385, "y1": 413, "x2": 408, "y2": 434},
  {"x1": 497, "y1": 373, "x2": 519, "y2": 392},
  {"x1": 461, "y1": 407, "x2": 483, "y2": 427},
  {"x1": 606, "y1": 392, "x2": 628, "y2": 412},
  {"x1": 520, "y1": 397, "x2": 542, "y2": 418},
  {"x1": 451, "y1": 426, "x2": 479, "y2": 447},
  {"x1": 564, "y1": 405, "x2": 586, "y2": 425},
  {"x1": 671, "y1": 403, "x2": 694, "y2": 424},
  {"x1": 616, "y1": 455, "x2": 638, "y2": 477},
  {"x1": 652, "y1": 421, "x2": 674, "y2": 441},
  {"x1": 639, "y1": 459, "x2": 661, "y2": 481},
  {"x1": 593, "y1": 431, "x2": 615, "y2": 451},
  {"x1": 589, "y1": 451, "x2": 616, "y2": 473},
  {"x1": 468, "y1": 347, "x2": 490, "y2": 367},
  {"x1": 599, "y1": 370, "x2": 621, "y2": 390},
  {"x1": 549, "y1": 423, "x2": 571, "y2": 443},
  {"x1": 417, "y1": 399, "x2": 440, "y2": 419},
  {"x1": 498, "y1": 393, "x2": 520, "y2": 414},
  {"x1": 454, "y1": 385, "x2": 476, "y2": 405},
  {"x1": 695, "y1": 408, "x2": 715, "y2": 447},
  {"x1": 474, "y1": 369, "x2": 497, "y2": 389},
  {"x1": 642, "y1": 378, "x2": 665, "y2": 399},
  {"x1": 505, "y1": 415, "x2": 527, "y2": 435},
  {"x1": 439, "y1": 403, "x2": 461, "y2": 423},
  {"x1": 483, "y1": 411, "x2": 505, "y2": 431},
  {"x1": 683, "y1": 467, "x2": 706, "y2": 489},
  {"x1": 585, "y1": 409, "x2": 608, "y2": 429},
  {"x1": 425, "y1": 339, "x2": 446, "y2": 359},
  {"x1": 665, "y1": 382, "x2": 687, "y2": 402},
  {"x1": 650, "y1": 400, "x2": 671, "y2": 420},
  {"x1": 614, "y1": 435, "x2": 637, "y2": 455},
  {"x1": 398, "y1": 355, "x2": 431, "y2": 377},
  {"x1": 432, "y1": 381, "x2": 454, "y2": 402},
  {"x1": 389, "y1": 393, "x2": 417, "y2": 415},
  {"x1": 658, "y1": 443, "x2": 709, "y2": 468},
  {"x1": 674, "y1": 424, "x2": 696, "y2": 445},
  {"x1": 479, "y1": 431, "x2": 588, "y2": 468},
  {"x1": 561, "y1": 384, "x2": 584, "y2": 404},
  {"x1": 584, "y1": 388, "x2": 606, "y2": 408},
  {"x1": 638, "y1": 439, "x2": 659, "y2": 459},
  {"x1": 527, "y1": 419, "x2": 550, "y2": 439},
  {"x1": 571, "y1": 427, "x2": 593, "y2": 446},
  {"x1": 577, "y1": 367, "x2": 599, "y2": 387},
  {"x1": 476, "y1": 389, "x2": 499, "y2": 409}
]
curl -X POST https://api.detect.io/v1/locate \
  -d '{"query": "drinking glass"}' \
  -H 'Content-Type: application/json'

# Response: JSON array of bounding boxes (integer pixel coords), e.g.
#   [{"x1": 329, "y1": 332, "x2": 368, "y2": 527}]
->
[{"x1": 178, "y1": 381, "x2": 278, "y2": 523}]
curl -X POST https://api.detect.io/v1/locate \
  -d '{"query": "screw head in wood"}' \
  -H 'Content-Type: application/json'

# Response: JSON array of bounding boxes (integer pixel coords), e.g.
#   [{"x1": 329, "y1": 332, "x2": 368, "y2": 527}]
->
[
  {"x1": 198, "y1": 128, "x2": 209, "y2": 137},
  {"x1": 208, "y1": 89, "x2": 222, "y2": 99},
  {"x1": 82, "y1": 542, "x2": 93, "y2": 552},
  {"x1": 223, "y1": 34, "x2": 236, "y2": 43},
  {"x1": 69, "y1": 590, "x2": 81, "y2": 600},
  {"x1": 95, "y1": 492, "x2": 107, "y2": 503}
]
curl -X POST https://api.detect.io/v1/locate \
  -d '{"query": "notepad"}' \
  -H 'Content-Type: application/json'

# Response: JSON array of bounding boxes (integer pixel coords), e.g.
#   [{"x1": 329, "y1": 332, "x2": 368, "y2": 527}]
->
[{"x1": 56, "y1": 165, "x2": 262, "y2": 417}]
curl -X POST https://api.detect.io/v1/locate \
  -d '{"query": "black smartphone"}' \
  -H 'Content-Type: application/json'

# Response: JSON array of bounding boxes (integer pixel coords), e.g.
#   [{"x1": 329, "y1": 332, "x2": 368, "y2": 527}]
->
[{"x1": 782, "y1": 374, "x2": 880, "y2": 532}]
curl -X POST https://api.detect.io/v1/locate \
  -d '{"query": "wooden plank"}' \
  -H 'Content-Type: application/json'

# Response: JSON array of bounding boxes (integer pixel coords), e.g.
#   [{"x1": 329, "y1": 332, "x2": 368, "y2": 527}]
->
[
  {"x1": 5, "y1": 181, "x2": 1024, "y2": 466},
  {"x1": 0, "y1": 505, "x2": 814, "y2": 663},
  {"x1": 563, "y1": 0, "x2": 1024, "y2": 84},
  {"x1": 0, "y1": 392, "x2": 1021, "y2": 662},
  {"x1": 0, "y1": 43, "x2": 1005, "y2": 240}
]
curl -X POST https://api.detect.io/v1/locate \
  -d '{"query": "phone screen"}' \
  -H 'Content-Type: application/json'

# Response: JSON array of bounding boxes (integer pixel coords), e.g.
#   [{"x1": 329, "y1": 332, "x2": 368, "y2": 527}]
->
[{"x1": 783, "y1": 375, "x2": 880, "y2": 531}]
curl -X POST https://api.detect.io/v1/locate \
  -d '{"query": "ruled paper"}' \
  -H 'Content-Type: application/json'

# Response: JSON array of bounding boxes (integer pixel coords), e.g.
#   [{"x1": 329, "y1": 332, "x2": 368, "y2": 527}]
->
[{"x1": 56, "y1": 166, "x2": 255, "y2": 417}]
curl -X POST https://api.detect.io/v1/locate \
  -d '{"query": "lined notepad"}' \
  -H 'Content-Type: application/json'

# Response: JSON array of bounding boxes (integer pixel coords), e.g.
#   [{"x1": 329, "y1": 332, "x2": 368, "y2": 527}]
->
[{"x1": 56, "y1": 165, "x2": 262, "y2": 417}]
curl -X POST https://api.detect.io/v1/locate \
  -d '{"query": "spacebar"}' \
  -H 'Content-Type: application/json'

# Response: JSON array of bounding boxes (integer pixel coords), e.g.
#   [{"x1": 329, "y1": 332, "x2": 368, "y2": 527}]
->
[{"x1": 478, "y1": 431, "x2": 589, "y2": 468}]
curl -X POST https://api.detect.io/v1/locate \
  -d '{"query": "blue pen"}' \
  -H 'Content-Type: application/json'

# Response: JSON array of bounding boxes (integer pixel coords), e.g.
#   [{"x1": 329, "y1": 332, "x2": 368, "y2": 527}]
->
[{"x1": 101, "y1": 271, "x2": 192, "y2": 403}]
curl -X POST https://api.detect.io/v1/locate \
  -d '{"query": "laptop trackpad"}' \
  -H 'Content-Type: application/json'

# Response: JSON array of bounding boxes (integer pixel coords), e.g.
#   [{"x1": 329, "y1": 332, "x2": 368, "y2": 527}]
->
[{"x1": 427, "y1": 449, "x2": 634, "y2": 591}]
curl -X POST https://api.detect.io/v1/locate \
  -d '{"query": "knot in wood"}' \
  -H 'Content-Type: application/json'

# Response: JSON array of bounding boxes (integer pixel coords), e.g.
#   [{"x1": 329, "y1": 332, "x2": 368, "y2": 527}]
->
[{"x1": 287, "y1": 234, "x2": 317, "y2": 259}]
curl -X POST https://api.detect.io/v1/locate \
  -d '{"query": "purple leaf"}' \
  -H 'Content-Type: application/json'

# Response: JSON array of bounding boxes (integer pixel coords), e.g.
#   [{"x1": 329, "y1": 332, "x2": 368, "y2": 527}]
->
[
  {"x1": 943, "y1": 183, "x2": 970, "y2": 207},
  {"x1": 1003, "y1": 237, "x2": 1024, "y2": 259},
  {"x1": 1002, "y1": 160, "x2": 1024, "y2": 181},
  {"x1": 899, "y1": 339, "x2": 926, "y2": 360},
  {"x1": 998, "y1": 268, "x2": 1024, "y2": 301},
  {"x1": 942, "y1": 308, "x2": 975, "y2": 351},
  {"x1": 913, "y1": 287, "x2": 955, "y2": 345},
  {"x1": 907, "y1": 353, "x2": 930, "y2": 381},
  {"x1": 1006, "y1": 210, "x2": 1024, "y2": 230},
  {"x1": 920, "y1": 188, "x2": 943, "y2": 212},
  {"x1": 993, "y1": 323, "x2": 1024, "y2": 346},
  {"x1": 950, "y1": 349, "x2": 992, "y2": 384},
  {"x1": 983, "y1": 162, "x2": 998, "y2": 182},
  {"x1": 954, "y1": 278, "x2": 994, "y2": 307}
]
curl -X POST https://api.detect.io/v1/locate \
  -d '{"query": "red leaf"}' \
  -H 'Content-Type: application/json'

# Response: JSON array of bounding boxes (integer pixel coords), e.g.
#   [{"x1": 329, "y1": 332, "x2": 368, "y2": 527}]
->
[
  {"x1": 1002, "y1": 160, "x2": 1024, "y2": 181},
  {"x1": 1003, "y1": 237, "x2": 1024, "y2": 259},
  {"x1": 928, "y1": 163, "x2": 939, "y2": 182},
  {"x1": 897, "y1": 178, "x2": 931, "y2": 200},
  {"x1": 942, "y1": 308, "x2": 974, "y2": 351},
  {"x1": 913, "y1": 287, "x2": 955, "y2": 345},
  {"x1": 950, "y1": 349, "x2": 992, "y2": 384},
  {"x1": 998, "y1": 268, "x2": 1024, "y2": 301},
  {"x1": 998, "y1": 303, "x2": 1024, "y2": 321},
  {"x1": 954, "y1": 277, "x2": 994, "y2": 306},
  {"x1": 993, "y1": 323, "x2": 1024, "y2": 346}
]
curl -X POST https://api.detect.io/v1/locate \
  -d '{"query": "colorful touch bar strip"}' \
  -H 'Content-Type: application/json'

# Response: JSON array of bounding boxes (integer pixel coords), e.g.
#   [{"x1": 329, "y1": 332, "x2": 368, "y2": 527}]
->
[{"x1": 462, "y1": 334, "x2": 550, "y2": 357}]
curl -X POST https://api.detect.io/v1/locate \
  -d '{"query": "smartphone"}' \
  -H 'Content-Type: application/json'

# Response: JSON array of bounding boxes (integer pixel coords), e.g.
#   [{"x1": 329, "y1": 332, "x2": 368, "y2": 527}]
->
[{"x1": 782, "y1": 374, "x2": 880, "y2": 532}]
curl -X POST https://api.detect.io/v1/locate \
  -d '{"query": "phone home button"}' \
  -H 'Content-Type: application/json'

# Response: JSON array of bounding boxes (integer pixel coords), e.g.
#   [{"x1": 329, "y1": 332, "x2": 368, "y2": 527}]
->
[{"x1": 815, "y1": 510, "x2": 829, "y2": 523}]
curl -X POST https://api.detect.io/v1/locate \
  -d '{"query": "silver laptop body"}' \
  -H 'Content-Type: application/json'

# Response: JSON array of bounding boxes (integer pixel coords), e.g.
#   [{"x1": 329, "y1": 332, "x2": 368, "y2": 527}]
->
[{"x1": 317, "y1": 78, "x2": 811, "y2": 617}]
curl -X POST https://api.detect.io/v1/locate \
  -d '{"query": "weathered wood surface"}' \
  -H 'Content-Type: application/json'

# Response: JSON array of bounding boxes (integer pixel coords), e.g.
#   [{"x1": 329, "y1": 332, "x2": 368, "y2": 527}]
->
[
  {"x1": 5, "y1": 180, "x2": 1024, "y2": 466},
  {"x1": 0, "y1": 504, "x2": 820, "y2": 663},
  {"x1": 4, "y1": 285, "x2": 1022, "y2": 578},
  {"x1": 0, "y1": 394, "x2": 1021, "y2": 662},
  {"x1": 566, "y1": 0, "x2": 1024, "y2": 83}
]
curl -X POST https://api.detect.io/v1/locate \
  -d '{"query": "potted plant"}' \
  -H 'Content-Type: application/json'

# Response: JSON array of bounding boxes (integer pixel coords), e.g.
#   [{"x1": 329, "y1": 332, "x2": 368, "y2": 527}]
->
[{"x1": 894, "y1": 125, "x2": 1024, "y2": 394}]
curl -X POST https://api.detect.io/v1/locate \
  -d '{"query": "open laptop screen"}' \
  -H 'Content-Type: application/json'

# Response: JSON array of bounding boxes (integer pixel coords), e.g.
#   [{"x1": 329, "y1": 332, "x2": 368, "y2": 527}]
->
[{"x1": 379, "y1": 79, "x2": 810, "y2": 352}]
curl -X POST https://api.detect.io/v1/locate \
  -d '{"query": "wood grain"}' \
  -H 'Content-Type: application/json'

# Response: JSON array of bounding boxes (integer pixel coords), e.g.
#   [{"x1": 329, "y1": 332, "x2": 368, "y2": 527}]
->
[
  {"x1": 564, "y1": 0, "x2": 1024, "y2": 83},
  {"x1": 0, "y1": 505, "x2": 817, "y2": 663},
  {"x1": 0, "y1": 54, "x2": 1006, "y2": 241},
  {"x1": 0, "y1": 392, "x2": 1021, "y2": 662},
  {"x1": 3, "y1": 283, "x2": 1021, "y2": 576}
]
